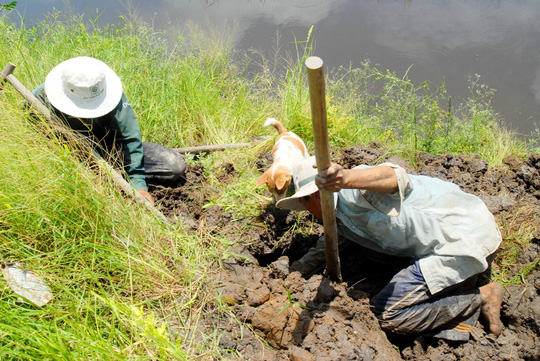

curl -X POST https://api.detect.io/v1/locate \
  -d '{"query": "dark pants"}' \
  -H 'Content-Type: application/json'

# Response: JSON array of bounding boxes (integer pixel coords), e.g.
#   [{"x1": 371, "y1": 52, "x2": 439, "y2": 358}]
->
[
  {"x1": 370, "y1": 259, "x2": 484, "y2": 341},
  {"x1": 45, "y1": 112, "x2": 186, "y2": 187},
  {"x1": 369, "y1": 249, "x2": 497, "y2": 341},
  {"x1": 142, "y1": 142, "x2": 187, "y2": 185}
]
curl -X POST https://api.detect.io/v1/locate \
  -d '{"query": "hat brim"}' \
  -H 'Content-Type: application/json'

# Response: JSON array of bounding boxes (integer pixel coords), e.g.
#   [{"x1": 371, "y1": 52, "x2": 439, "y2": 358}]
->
[
  {"x1": 44, "y1": 57, "x2": 123, "y2": 118},
  {"x1": 275, "y1": 181, "x2": 319, "y2": 211}
]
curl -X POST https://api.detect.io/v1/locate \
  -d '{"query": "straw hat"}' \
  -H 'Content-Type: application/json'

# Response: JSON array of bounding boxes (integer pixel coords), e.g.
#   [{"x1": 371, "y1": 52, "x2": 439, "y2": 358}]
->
[
  {"x1": 44, "y1": 56, "x2": 123, "y2": 118},
  {"x1": 276, "y1": 156, "x2": 319, "y2": 211}
]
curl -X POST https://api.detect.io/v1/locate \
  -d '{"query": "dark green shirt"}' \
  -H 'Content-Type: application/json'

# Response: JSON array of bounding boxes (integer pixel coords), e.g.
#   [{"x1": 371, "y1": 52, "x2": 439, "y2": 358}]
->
[{"x1": 32, "y1": 84, "x2": 147, "y2": 190}]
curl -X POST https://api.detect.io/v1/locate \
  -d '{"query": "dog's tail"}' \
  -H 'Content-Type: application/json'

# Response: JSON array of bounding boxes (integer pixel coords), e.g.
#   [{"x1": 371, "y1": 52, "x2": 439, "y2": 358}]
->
[{"x1": 264, "y1": 117, "x2": 288, "y2": 134}]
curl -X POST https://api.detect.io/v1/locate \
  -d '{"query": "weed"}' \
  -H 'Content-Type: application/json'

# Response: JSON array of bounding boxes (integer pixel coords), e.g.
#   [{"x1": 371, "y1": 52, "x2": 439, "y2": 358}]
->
[{"x1": 279, "y1": 286, "x2": 310, "y2": 314}]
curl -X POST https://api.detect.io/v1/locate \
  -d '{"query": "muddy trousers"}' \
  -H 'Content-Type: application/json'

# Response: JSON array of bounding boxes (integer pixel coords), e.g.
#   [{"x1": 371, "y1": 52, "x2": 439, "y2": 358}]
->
[
  {"x1": 370, "y1": 260, "x2": 483, "y2": 341},
  {"x1": 142, "y1": 142, "x2": 187, "y2": 185}
]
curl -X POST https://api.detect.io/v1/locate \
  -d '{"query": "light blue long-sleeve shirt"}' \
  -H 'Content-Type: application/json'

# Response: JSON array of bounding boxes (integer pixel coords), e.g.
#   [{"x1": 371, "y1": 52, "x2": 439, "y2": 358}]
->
[{"x1": 335, "y1": 163, "x2": 502, "y2": 294}]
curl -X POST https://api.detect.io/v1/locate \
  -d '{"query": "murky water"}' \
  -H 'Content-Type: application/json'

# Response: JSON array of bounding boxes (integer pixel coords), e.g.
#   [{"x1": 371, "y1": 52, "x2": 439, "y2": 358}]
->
[{"x1": 7, "y1": 0, "x2": 540, "y2": 137}]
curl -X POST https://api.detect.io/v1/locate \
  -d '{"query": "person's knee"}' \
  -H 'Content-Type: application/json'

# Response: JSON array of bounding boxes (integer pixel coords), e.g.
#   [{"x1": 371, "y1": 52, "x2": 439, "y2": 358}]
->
[
  {"x1": 371, "y1": 304, "x2": 414, "y2": 334},
  {"x1": 165, "y1": 152, "x2": 187, "y2": 181},
  {"x1": 143, "y1": 142, "x2": 187, "y2": 182},
  {"x1": 370, "y1": 293, "x2": 413, "y2": 334},
  {"x1": 370, "y1": 287, "x2": 397, "y2": 316},
  {"x1": 371, "y1": 305, "x2": 402, "y2": 333},
  {"x1": 174, "y1": 157, "x2": 187, "y2": 178}
]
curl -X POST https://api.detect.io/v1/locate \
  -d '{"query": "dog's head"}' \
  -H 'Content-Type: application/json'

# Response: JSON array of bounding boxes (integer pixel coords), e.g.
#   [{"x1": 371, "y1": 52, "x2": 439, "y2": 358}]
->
[{"x1": 256, "y1": 165, "x2": 292, "y2": 201}]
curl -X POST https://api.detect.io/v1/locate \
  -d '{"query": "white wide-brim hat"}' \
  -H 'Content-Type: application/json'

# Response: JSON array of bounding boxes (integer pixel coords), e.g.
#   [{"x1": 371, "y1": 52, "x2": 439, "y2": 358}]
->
[
  {"x1": 44, "y1": 56, "x2": 123, "y2": 118},
  {"x1": 276, "y1": 156, "x2": 320, "y2": 211}
]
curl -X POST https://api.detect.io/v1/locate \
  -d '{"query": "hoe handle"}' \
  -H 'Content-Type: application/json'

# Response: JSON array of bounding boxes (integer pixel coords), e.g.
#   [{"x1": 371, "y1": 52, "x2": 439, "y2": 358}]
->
[
  {"x1": 1, "y1": 63, "x2": 55, "y2": 120},
  {"x1": 305, "y1": 56, "x2": 342, "y2": 282}
]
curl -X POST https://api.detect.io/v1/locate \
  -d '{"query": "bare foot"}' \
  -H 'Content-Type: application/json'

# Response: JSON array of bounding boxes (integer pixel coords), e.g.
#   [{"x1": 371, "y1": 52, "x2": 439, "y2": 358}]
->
[{"x1": 479, "y1": 282, "x2": 505, "y2": 336}]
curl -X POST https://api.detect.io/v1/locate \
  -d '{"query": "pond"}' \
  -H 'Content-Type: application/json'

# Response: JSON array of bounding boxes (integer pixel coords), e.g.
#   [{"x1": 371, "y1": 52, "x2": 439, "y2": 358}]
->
[{"x1": 7, "y1": 0, "x2": 540, "y2": 138}]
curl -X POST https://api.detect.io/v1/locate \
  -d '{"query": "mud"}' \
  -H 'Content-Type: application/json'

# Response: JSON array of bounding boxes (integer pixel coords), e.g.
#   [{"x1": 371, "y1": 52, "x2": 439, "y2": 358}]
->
[{"x1": 150, "y1": 144, "x2": 540, "y2": 361}]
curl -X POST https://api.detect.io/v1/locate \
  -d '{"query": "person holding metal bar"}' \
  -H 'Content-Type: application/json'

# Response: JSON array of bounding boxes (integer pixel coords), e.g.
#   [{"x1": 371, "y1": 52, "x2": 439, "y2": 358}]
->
[
  {"x1": 31, "y1": 56, "x2": 187, "y2": 205},
  {"x1": 276, "y1": 156, "x2": 504, "y2": 341}
]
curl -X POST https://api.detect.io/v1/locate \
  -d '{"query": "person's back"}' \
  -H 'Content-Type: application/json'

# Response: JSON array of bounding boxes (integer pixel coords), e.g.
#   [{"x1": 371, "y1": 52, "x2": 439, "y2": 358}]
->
[{"x1": 336, "y1": 165, "x2": 502, "y2": 294}]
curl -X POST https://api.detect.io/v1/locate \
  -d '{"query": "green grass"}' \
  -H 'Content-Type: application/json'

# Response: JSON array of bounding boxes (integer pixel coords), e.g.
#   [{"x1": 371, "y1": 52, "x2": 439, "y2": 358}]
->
[
  {"x1": 0, "y1": 102, "x2": 224, "y2": 358},
  {"x1": 0, "y1": 6, "x2": 538, "y2": 359},
  {"x1": 325, "y1": 63, "x2": 531, "y2": 165}
]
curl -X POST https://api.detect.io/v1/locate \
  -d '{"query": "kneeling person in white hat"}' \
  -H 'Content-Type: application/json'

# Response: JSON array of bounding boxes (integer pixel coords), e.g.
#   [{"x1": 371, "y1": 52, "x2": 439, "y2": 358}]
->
[
  {"x1": 276, "y1": 156, "x2": 505, "y2": 341},
  {"x1": 32, "y1": 56, "x2": 187, "y2": 205}
]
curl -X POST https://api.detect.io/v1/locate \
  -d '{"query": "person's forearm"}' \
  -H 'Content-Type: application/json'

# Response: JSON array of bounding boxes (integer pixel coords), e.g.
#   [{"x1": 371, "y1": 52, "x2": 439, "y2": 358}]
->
[{"x1": 341, "y1": 166, "x2": 398, "y2": 194}]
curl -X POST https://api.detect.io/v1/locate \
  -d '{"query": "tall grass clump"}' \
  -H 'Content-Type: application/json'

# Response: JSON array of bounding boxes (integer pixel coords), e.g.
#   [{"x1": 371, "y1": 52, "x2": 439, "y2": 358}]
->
[
  {"x1": 0, "y1": 102, "x2": 227, "y2": 358},
  {"x1": 323, "y1": 63, "x2": 529, "y2": 165},
  {"x1": 493, "y1": 203, "x2": 540, "y2": 284}
]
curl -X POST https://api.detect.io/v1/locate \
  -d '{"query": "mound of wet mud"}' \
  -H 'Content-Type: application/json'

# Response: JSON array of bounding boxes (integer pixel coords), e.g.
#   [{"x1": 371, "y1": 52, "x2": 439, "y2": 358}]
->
[{"x1": 150, "y1": 145, "x2": 540, "y2": 360}]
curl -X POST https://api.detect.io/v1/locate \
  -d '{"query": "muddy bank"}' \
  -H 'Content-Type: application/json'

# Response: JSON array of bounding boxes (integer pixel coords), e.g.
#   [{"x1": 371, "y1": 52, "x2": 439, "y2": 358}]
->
[{"x1": 150, "y1": 144, "x2": 540, "y2": 360}]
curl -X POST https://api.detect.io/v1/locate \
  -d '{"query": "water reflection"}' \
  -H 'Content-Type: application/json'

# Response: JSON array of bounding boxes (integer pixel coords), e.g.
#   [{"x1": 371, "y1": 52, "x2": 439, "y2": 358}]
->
[{"x1": 6, "y1": 0, "x2": 540, "y2": 136}]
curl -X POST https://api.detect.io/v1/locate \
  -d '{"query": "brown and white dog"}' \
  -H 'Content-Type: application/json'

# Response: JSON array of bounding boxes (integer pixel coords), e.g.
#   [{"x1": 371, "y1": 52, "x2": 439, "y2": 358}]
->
[{"x1": 256, "y1": 118, "x2": 310, "y2": 201}]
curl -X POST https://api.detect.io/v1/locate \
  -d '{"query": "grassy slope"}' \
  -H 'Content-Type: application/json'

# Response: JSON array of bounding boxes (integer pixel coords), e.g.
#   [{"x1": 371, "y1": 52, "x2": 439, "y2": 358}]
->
[{"x1": 0, "y1": 10, "x2": 537, "y2": 359}]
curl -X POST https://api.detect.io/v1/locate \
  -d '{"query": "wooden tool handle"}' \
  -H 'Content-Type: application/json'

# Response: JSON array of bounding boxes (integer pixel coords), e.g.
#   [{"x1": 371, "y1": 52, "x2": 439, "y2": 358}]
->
[{"x1": 305, "y1": 56, "x2": 342, "y2": 282}]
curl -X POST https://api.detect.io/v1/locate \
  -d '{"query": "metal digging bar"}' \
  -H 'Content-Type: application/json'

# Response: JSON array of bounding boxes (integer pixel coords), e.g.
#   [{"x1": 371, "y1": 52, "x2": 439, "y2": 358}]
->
[{"x1": 0, "y1": 62, "x2": 171, "y2": 224}]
